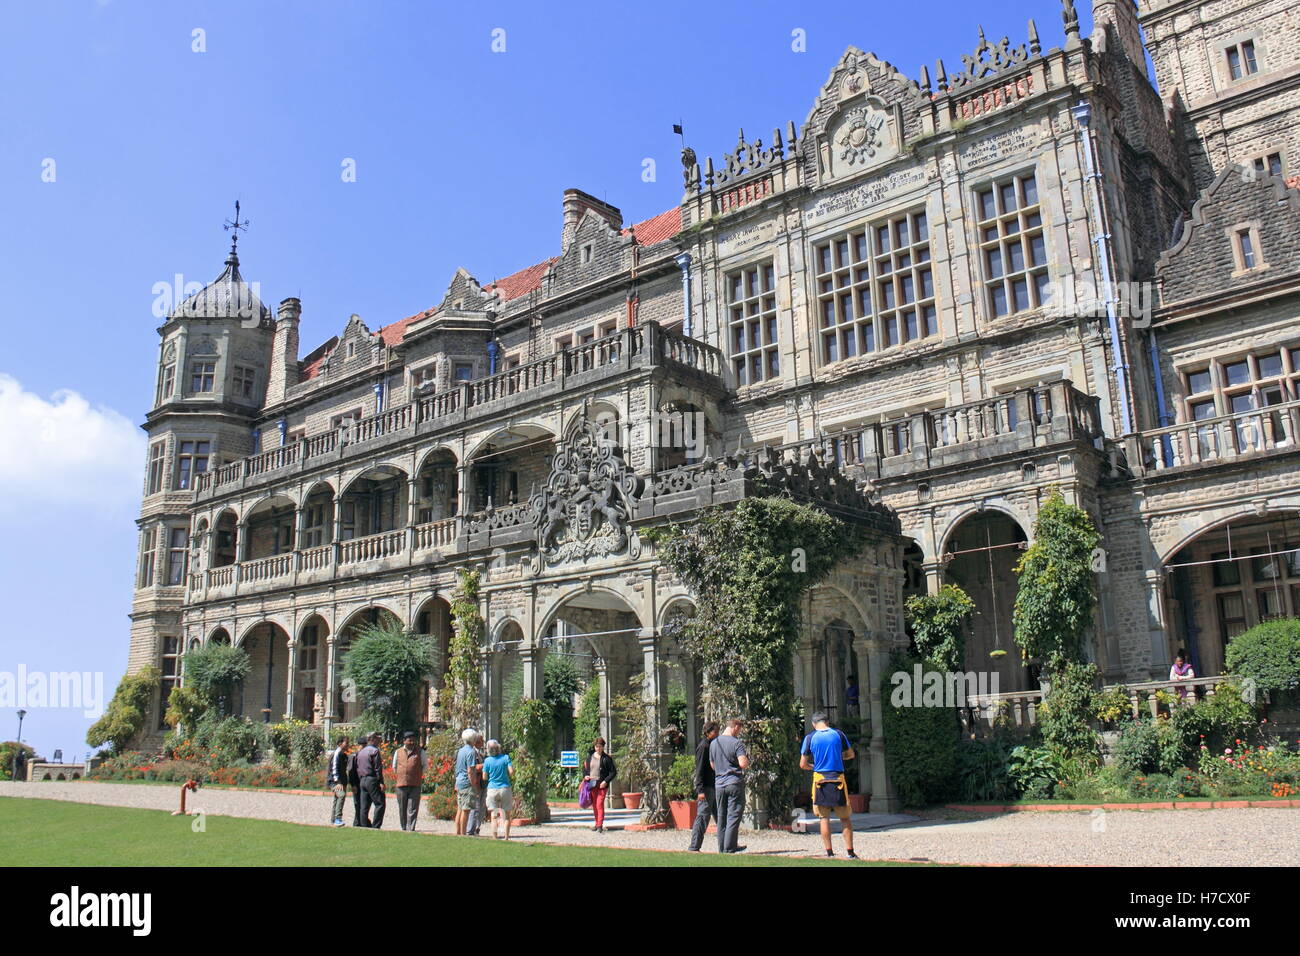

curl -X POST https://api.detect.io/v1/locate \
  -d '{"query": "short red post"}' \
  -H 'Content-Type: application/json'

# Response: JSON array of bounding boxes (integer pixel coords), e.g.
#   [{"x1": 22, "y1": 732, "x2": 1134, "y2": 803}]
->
[{"x1": 172, "y1": 778, "x2": 200, "y2": 816}]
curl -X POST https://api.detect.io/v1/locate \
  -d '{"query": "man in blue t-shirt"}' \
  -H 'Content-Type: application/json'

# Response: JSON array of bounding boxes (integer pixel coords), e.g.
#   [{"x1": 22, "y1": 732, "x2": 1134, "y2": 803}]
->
[{"x1": 799, "y1": 712, "x2": 858, "y2": 859}]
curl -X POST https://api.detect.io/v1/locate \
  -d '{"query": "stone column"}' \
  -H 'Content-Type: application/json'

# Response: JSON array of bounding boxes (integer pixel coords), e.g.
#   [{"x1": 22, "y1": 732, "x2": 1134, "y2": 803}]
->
[
  {"x1": 683, "y1": 663, "x2": 699, "y2": 754},
  {"x1": 236, "y1": 521, "x2": 249, "y2": 562},
  {"x1": 863, "y1": 639, "x2": 900, "y2": 813},
  {"x1": 323, "y1": 637, "x2": 338, "y2": 729},
  {"x1": 638, "y1": 628, "x2": 665, "y2": 818},
  {"x1": 922, "y1": 560, "x2": 945, "y2": 595},
  {"x1": 1146, "y1": 570, "x2": 1170, "y2": 679},
  {"x1": 284, "y1": 640, "x2": 298, "y2": 721},
  {"x1": 456, "y1": 466, "x2": 471, "y2": 517},
  {"x1": 593, "y1": 656, "x2": 612, "y2": 744}
]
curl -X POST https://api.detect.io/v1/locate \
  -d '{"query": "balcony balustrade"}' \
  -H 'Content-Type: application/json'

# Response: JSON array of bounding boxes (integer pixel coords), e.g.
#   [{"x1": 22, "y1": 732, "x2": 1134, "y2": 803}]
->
[
  {"x1": 193, "y1": 322, "x2": 725, "y2": 499},
  {"x1": 1130, "y1": 397, "x2": 1300, "y2": 476}
]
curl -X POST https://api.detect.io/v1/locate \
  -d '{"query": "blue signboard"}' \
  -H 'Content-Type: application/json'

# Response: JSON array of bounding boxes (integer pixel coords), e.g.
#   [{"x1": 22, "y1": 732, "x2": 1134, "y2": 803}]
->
[{"x1": 559, "y1": 750, "x2": 579, "y2": 768}]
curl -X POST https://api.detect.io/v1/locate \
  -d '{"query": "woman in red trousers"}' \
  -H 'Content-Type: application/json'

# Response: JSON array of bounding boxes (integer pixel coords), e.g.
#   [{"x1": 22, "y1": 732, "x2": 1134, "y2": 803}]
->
[{"x1": 582, "y1": 737, "x2": 617, "y2": 832}]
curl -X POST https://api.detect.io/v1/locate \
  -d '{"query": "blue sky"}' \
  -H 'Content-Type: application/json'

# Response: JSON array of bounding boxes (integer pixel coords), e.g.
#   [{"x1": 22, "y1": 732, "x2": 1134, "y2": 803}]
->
[{"x1": 0, "y1": 0, "x2": 1095, "y2": 757}]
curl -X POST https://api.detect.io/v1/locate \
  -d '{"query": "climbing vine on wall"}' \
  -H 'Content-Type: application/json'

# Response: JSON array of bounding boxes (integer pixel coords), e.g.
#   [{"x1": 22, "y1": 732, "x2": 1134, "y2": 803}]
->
[
  {"x1": 906, "y1": 584, "x2": 976, "y2": 672},
  {"x1": 1012, "y1": 489, "x2": 1101, "y2": 673},
  {"x1": 442, "y1": 568, "x2": 484, "y2": 733},
  {"x1": 649, "y1": 497, "x2": 868, "y2": 823}
]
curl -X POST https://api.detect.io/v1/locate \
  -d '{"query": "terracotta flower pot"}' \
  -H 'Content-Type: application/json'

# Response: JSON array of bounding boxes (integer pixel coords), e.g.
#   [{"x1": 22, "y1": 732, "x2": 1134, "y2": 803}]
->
[
  {"x1": 848, "y1": 793, "x2": 869, "y2": 814},
  {"x1": 621, "y1": 791, "x2": 643, "y2": 810},
  {"x1": 668, "y1": 799, "x2": 698, "y2": 829}
]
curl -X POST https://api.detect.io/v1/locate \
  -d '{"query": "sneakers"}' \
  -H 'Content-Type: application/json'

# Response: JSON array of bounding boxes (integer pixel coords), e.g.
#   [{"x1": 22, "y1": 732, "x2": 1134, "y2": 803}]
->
[
  {"x1": 825, "y1": 849, "x2": 834, "y2": 857},
  {"x1": 847, "y1": 850, "x2": 859, "y2": 860},
  {"x1": 727, "y1": 845, "x2": 747, "y2": 853},
  {"x1": 332, "y1": 819, "x2": 345, "y2": 827}
]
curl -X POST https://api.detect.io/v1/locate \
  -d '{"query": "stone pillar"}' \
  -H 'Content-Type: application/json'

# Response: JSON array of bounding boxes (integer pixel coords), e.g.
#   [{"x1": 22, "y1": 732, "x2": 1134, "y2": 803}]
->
[
  {"x1": 851, "y1": 639, "x2": 874, "y2": 799},
  {"x1": 323, "y1": 638, "x2": 338, "y2": 724},
  {"x1": 236, "y1": 521, "x2": 249, "y2": 562},
  {"x1": 1146, "y1": 570, "x2": 1170, "y2": 679},
  {"x1": 456, "y1": 466, "x2": 471, "y2": 517},
  {"x1": 520, "y1": 643, "x2": 546, "y2": 701},
  {"x1": 922, "y1": 560, "x2": 945, "y2": 595},
  {"x1": 864, "y1": 640, "x2": 900, "y2": 813},
  {"x1": 684, "y1": 663, "x2": 699, "y2": 754},
  {"x1": 593, "y1": 656, "x2": 613, "y2": 744},
  {"x1": 284, "y1": 640, "x2": 298, "y2": 721},
  {"x1": 638, "y1": 629, "x2": 665, "y2": 818}
]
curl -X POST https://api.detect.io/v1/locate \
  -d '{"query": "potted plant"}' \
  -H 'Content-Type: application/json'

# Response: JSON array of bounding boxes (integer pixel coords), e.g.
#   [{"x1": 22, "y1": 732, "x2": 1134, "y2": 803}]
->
[{"x1": 663, "y1": 753, "x2": 697, "y2": 828}]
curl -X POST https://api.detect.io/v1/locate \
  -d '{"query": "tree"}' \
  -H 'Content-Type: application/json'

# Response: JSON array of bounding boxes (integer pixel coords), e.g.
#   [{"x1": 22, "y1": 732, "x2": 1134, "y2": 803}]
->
[
  {"x1": 181, "y1": 643, "x2": 251, "y2": 717},
  {"x1": 343, "y1": 620, "x2": 439, "y2": 738},
  {"x1": 442, "y1": 569, "x2": 484, "y2": 733},
  {"x1": 574, "y1": 678, "x2": 601, "y2": 762},
  {"x1": 1225, "y1": 618, "x2": 1300, "y2": 697},
  {"x1": 650, "y1": 496, "x2": 868, "y2": 824},
  {"x1": 1012, "y1": 490, "x2": 1100, "y2": 672},
  {"x1": 502, "y1": 697, "x2": 554, "y2": 822},
  {"x1": 906, "y1": 584, "x2": 976, "y2": 672},
  {"x1": 86, "y1": 666, "x2": 160, "y2": 753}
]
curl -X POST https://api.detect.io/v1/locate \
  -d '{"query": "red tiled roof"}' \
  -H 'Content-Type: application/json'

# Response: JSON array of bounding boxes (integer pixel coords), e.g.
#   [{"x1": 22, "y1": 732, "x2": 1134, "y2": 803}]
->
[
  {"x1": 484, "y1": 257, "x2": 560, "y2": 302},
  {"x1": 624, "y1": 206, "x2": 681, "y2": 246},
  {"x1": 298, "y1": 204, "x2": 682, "y2": 380}
]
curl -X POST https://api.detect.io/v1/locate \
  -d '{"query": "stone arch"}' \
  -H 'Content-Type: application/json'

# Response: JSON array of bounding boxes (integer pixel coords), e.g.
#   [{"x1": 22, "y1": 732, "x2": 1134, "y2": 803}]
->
[
  {"x1": 937, "y1": 501, "x2": 1033, "y2": 559},
  {"x1": 211, "y1": 508, "x2": 239, "y2": 568},
  {"x1": 243, "y1": 493, "x2": 297, "y2": 561},
  {"x1": 232, "y1": 620, "x2": 292, "y2": 721},
  {"x1": 208, "y1": 626, "x2": 231, "y2": 645},
  {"x1": 940, "y1": 509, "x2": 1031, "y2": 692},
  {"x1": 332, "y1": 604, "x2": 403, "y2": 723},
  {"x1": 415, "y1": 443, "x2": 461, "y2": 476},
  {"x1": 1160, "y1": 504, "x2": 1300, "y2": 679},
  {"x1": 535, "y1": 581, "x2": 647, "y2": 639},
  {"x1": 465, "y1": 422, "x2": 557, "y2": 464},
  {"x1": 466, "y1": 423, "x2": 557, "y2": 510},
  {"x1": 294, "y1": 613, "x2": 330, "y2": 722}
]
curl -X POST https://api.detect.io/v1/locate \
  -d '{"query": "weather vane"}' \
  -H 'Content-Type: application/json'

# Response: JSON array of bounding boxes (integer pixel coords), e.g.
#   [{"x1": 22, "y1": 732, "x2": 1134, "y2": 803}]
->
[{"x1": 223, "y1": 200, "x2": 249, "y2": 254}]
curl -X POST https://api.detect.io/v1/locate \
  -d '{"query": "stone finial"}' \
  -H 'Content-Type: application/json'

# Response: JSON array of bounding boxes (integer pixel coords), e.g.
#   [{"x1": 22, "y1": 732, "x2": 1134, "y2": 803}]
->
[
  {"x1": 786, "y1": 120, "x2": 797, "y2": 151},
  {"x1": 772, "y1": 127, "x2": 783, "y2": 159},
  {"x1": 936, "y1": 58, "x2": 949, "y2": 93},
  {"x1": 1062, "y1": 0, "x2": 1080, "y2": 40},
  {"x1": 920, "y1": 64, "x2": 932, "y2": 95},
  {"x1": 704, "y1": 155, "x2": 715, "y2": 187},
  {"x1": 1028, "y1": 19, "x2": 1041, "y2": 56}
]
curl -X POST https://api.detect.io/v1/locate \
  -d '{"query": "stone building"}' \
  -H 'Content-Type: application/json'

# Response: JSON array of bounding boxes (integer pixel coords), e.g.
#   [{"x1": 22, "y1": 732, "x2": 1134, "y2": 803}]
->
[{"x1": 127, "y1": 0, "x2": 1300, "y2": 811}]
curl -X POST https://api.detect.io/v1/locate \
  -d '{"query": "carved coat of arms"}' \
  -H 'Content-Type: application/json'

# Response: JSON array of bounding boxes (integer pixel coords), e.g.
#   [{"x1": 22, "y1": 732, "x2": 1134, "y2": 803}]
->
[
  {"x1": 530, "y1": 416, "x2": 643, "y2": 566},
  {"x1": 837, "y1": 106, "x2": 887, "y2": 167}
]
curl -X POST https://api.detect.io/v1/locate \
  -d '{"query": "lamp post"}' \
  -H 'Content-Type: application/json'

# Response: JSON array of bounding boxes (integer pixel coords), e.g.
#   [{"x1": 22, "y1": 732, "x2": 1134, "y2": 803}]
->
[{"x1": 12, "y1": 709, "x2": 27, "y2": 781}]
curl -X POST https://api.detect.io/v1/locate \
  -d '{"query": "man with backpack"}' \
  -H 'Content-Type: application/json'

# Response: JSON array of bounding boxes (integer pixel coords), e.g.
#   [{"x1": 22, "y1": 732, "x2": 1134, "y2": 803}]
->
[{"x1": 799, "y1": 711, "x2": 858, "y2": 859}]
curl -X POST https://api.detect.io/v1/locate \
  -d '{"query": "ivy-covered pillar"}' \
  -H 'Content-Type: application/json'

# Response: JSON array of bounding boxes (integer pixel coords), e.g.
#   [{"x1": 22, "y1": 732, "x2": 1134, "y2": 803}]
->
[
  {"x1": 638, "y1": 628, "x2": 665, "y2": 817},
  {"x1": 864, "y1": 638, "x2": 900, "y2": 813}
]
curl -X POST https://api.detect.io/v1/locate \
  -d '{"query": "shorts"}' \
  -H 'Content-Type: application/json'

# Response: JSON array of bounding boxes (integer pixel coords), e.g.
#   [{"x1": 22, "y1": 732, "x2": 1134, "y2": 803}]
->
[
  {"x1": 814, "y1": 802, "x2": 853, "y2": 819},
  {"x1": 456, "y1": 786, "x2": 478, "y2": 810},
  {"x1": 485, "y1": 787, "x2": 513, "y2": 812}
]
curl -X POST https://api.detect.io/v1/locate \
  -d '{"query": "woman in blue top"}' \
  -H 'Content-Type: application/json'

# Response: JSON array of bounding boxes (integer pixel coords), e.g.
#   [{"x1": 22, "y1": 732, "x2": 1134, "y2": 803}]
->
[{"x1": 481, "y1": 739, "x2": 515, "y2": 840}]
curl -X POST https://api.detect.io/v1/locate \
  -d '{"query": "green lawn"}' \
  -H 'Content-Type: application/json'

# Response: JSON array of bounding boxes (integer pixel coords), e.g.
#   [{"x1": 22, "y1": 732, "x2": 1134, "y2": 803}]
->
[{"x1": 0, "y1": 798, "x2": 915, "y2": 867}]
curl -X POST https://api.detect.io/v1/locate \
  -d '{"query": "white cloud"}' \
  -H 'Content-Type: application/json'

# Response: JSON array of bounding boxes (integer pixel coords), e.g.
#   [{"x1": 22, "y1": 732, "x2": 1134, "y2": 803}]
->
[{"x1": 0, "y1": 374, "x2": 144, "y2": 518}]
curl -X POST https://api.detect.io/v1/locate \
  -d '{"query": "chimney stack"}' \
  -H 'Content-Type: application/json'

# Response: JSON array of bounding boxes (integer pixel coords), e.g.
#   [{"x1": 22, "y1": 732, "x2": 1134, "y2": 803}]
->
[
  {"x1": 266, "y1": 297, "x2": 301, "y2": 407},
  {"x1": 562, "y1": 188, "x2": 623, "y2": 251}
]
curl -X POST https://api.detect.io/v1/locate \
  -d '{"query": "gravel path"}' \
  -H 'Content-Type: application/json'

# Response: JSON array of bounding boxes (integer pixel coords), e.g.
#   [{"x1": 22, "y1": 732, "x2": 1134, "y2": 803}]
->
[{"x1": 3, "y1": 782, "x2": 1297, "y2": 865}]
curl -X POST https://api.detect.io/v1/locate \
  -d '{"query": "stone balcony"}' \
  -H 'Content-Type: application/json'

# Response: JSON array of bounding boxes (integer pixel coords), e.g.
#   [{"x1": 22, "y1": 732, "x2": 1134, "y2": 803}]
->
[
  {"x1": 185, "y1": 434, "x2": 900, "y2": 604},
  {"x1": 192, "y1": 322, "x2": 727, "y2": 503},
  {"x1": 1126, "y1": 397, "x2": 1300, "y2": 478},
  {"x1": 815, "y1": 381, "x2": 1104, "y2": 484}
]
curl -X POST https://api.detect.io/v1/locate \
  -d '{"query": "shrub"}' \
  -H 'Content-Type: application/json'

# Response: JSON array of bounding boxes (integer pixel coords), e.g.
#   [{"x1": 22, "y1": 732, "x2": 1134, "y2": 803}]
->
[
  {"x1": 86, "y1": 666, "x2": 160, "y2": 754},
  {"x1": 0, "y1": 741, "x2": 39, "y2": 781},
  {"x1": 881, "y1": 653, "x2": 960, "y2": 807},
  {"x1": 210, "y1": 716, "x2": 268, "y2": 766},
  {"x1": 1012, "y1": 490, "x2": 1100, "y2": 669},
  {"x1": 1007, "y1": 744, "x2": 1058, "y2": 799},
  {"x1": 422, "y1": 730, "x2": 461, "y2": 820},
  {"x1": 502, "y1": 697, "x2": 554, "y2": 817},
  {"x1": 1038, "y1": 661, "x2": 1100, "y2": 762},
  {"x1": 343, "y1": 620, "x2": 440, "y2": 739},
  {"x1": 906, "y1": 584, "x2": 976, "y2": 672},
  {"x1": 1094, "y1": 685, "x2": 1132, "y2": 725},
  {"x1": 1113, "y1": 717, "x2": 1161, "y2": 779},
  {"x1": 181, "y1": 644, "x2": 250, "y2": 716},
  {"x1": 547, "y1": 759, "x2": 581, "y2": 800},
  {"x1": 664, "y1": 753, "x2": 697, "y2": 802},
  {"x1": 573, "y1": 680, "x2": 601, "y2": 764},
  {"x1": 957, "y1": 735, "x2": 1015, "y2": 802},
  {"x1": 1225, "y1": 619, "x2": 1300, "y2": 695}
]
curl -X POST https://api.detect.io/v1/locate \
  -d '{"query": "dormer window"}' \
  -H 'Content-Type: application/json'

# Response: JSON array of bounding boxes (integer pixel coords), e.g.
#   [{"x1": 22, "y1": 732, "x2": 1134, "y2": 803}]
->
[
  {"x1": 1226, "y1": 39, "x2": 1258, "y2": 80},
  {"x1": 1253, "y1": 152, "x2": 1283, "y2": 178}
]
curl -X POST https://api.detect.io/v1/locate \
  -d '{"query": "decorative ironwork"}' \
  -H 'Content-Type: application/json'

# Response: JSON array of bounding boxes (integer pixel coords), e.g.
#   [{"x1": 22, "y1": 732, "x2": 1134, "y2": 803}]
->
[
  {"x1": 529, "y1": 415, "x2": 643, "y2": 565},
  {"x1": 949, "y1": 25, "x2": 1031, "y2": 89}
]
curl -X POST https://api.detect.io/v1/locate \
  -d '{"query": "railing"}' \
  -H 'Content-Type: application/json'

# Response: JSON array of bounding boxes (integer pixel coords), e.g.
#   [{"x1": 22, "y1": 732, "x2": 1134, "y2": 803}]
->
[
  {"x1": 194, "y1": 321, "x2": 726, "y2": 499},
  {"x1": 299, "y1": 544, "x2": 333, "y2": 571},
  {"x1": 338, "y1": 529, "x2": 406, "y2": 565},
  {"x1": 208, "y1": 565, "x2": 235, "y2": 588},
  {"x1": 959, "y1": 674, "x2": 1231, "y2": 736},
  {"x1": 1136, "y1": 398, "x2": 1300, "y2": 474},
  {"x1": 413, "y1": 518, "x2": 457, "y2": 551},
  {"x1": 241, "y1": 553, "x2": 293, "y2": 583}
]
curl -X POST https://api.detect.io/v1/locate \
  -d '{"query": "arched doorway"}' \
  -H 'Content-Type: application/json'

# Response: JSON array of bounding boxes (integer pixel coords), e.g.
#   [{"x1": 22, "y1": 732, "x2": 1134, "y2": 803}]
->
[
  {"x1": 296, "y1": 614, "x2": 330, "y2": 723},
  {"x1": 335, "y1": 606, "x2": 401, "y2": 723},
  {"x1": 414, "y1": 596, "x2": 453, "y2": 726},
  {"x1": 1164, "y1": 509, "x2": 1300, "y2": 678},
  {"x1": 237, "y1": 621, "x2": 292, "y2": 722},
  {"x1": 943, "y1": 510, "x2": 1031, "y2": 692}
]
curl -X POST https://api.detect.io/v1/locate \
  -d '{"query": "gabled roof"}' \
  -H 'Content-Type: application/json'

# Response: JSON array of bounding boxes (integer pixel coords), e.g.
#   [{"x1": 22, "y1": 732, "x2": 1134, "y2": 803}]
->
[{"x1": 299, "y1": 204, "x2": 682, "y2": 378}]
